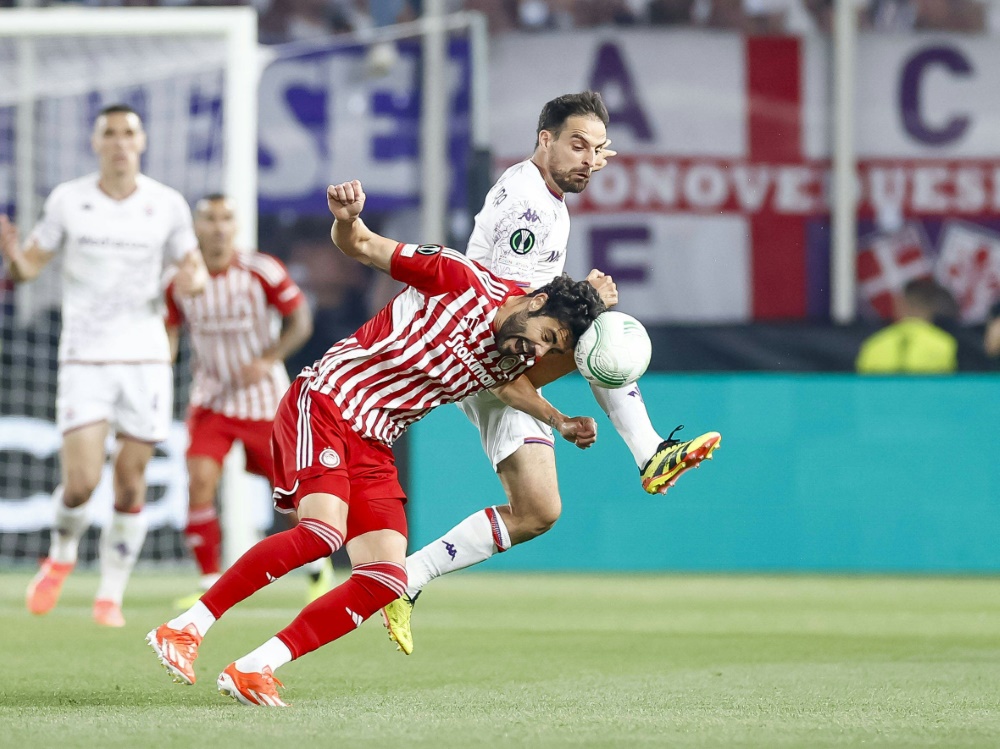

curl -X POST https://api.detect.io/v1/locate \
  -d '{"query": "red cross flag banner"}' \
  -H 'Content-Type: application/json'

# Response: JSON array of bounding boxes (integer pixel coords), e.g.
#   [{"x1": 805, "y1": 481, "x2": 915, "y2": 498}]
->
[{"x1": 487, "y1": 33, "x2": 1000, "y2": 323}]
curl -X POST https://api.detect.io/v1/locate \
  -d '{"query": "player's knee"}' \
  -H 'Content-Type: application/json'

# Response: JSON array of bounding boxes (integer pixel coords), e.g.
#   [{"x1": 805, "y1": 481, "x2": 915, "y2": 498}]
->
[
  {"x1": 63, "y1": 469, "x2": 101, "y2": 505},
  {"x1": 187, "y1": 474, "x2": 219, "y2": 508},
  {"x1": 522, "y1": 502, "x2": 561, "y2": 538}
]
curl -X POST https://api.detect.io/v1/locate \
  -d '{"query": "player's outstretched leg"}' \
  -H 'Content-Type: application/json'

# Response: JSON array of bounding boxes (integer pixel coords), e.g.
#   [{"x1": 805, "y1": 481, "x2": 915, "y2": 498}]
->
[
  {"x1": 639, "y1": 425, "x2": 722, "y2": 495},
  {"x1": 219, "y1": 560, "x2": 407, "y2": 707},
  {"x1": 383, "y1": 505, "x2": 512, "y2": 655}
]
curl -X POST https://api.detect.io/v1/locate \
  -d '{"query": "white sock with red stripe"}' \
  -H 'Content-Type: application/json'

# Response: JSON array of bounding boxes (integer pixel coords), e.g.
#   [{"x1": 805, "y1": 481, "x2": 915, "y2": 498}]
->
[
  {"x1": 95, "y1": 509, "x2": 148, "y2": 604},
  {"x1": 50, "y1": 487, "x2": 90, "y2": 564},
  {"x1": 404, "y1": 506, "x2": 510, "y2": 598},
  {"x1": 590, "y1": 382, "x2": 664, "y2": 467}
]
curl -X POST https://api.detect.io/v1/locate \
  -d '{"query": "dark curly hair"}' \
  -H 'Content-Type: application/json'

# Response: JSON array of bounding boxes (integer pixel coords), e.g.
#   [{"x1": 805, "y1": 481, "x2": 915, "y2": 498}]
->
[{"x1": 529, "y1": 273, "x2": 606, "y2": 345}]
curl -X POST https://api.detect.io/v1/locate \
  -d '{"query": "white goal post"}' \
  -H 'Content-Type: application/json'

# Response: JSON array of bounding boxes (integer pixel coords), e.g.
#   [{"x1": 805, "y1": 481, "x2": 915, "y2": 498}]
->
[
  {"x1": 0, "y1": 7, "x2": 261, "y2": 568},
  {"x1": 0, "y1": 7, "x2": 259, "y2": 245}
]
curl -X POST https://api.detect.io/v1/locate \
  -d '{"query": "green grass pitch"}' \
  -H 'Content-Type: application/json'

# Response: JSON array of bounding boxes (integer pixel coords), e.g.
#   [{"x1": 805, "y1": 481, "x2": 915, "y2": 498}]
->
[{"x1": 3, "y1": 571, "x2": 999, "y2": 748}]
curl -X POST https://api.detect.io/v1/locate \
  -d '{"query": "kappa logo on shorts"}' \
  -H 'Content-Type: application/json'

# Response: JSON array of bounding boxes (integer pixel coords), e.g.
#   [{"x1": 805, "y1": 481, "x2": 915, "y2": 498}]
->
[{"x1": 319, "y1": 447, "x2": 341, "y2": 468}]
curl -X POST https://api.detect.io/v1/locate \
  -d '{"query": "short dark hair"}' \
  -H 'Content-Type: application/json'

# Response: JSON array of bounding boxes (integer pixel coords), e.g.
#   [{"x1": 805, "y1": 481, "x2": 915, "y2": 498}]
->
[
  {"x1": 97, "y1": 103, "x2": 141, "y2": 121},
  {"x1": 904, "y1": 277, "x2": 957, "y2": 318},
  {"x1": 535, "y1": 91, "x2": 609, "y2": 147},
  {"x1": 529, "y1": 273, "x2": 607, "y2": 345},
  {"x1": 198, "y1": 193, "x2": 228, "y2": 204}
]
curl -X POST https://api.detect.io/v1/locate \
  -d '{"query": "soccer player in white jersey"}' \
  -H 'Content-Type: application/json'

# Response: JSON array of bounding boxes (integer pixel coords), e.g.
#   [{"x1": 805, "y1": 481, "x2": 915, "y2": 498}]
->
[
  {"x1": 382, "y1": 91, "x2": 722, "y2": 654},
  {"x1": 0, "y1": 104, "x2": 208, "y2": 627},
  {"x1": 147, "y1": 179, "x2": 605, "y2": 706},
  {"x1": 165, "y1": 194, "x2": 332, "y2": 608}
]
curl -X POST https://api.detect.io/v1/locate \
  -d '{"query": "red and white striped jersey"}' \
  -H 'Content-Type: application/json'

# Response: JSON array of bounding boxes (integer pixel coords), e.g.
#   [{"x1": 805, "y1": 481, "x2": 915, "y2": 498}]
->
[
  {"x1": 305, "y1": 243, "x2": 533, "y2": 445},
  {"x1": 166, "y1": 251, "x2": 306, "y2": 421}
]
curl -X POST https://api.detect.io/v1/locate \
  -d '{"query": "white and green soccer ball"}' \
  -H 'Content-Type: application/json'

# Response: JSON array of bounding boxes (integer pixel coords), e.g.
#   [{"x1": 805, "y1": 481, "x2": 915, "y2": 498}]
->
[{"x1": 574, "y1": 311, "x2": 652, "y2": 389}]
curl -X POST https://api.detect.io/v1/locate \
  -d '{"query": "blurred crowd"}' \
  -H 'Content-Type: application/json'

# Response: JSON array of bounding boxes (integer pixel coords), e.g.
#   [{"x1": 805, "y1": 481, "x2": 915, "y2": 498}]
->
[{"x1": 1, "y1": 0, "x2": 998, "y2": 40}]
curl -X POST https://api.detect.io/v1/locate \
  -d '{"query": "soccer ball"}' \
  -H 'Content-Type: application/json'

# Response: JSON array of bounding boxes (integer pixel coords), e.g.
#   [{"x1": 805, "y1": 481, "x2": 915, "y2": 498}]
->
[{"x1": 574, "y1": 311, "x2": 652, "y2": 388}]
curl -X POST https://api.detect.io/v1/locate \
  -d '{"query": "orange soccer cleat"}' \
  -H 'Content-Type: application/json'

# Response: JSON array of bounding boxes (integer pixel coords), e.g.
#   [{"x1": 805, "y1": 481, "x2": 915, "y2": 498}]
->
[
  {"x1": 93, "y1": 599, "x2": 126, "y2": 628},
  {"x1": 26, "y1": 558, "x2": 74, "y2": 615},
  {"x1": 146, "y1": 623, "x2": 203, "y2": 685},
  {"x1": 217, "y1": 663, "x2": 289, "y2": 707}
]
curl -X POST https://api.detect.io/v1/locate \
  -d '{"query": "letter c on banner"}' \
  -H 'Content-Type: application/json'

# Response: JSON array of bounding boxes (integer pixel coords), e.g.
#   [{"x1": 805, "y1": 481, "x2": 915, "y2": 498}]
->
[{"x1": 898, "y1": 46, "x2": 972, "y2": 146}]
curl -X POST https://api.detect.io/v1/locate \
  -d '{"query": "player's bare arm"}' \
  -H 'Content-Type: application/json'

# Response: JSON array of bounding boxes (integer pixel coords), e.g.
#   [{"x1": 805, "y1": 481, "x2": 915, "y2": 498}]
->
[
  {"x1": 0, "y1": 215, "x2": 55, "y2": 283},
  {"x1": 491, "y1": 374, "x2": 597, "y2": 449},
  {"x1": 172, "y1": 249, "x2": 208, "y2": 296},
  {"x1": 328, "y1": 180, "x2": 398, "y2": 273},
  {"x1": 240, "y1": 302, "x2": 313, "y2": 386}
]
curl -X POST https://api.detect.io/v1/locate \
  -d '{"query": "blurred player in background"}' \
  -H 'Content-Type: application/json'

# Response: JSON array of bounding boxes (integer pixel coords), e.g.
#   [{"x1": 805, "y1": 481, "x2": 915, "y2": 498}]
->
[
  {"x1": 382, "y1": 91, "x2": 722, "y2": 654},
  {"x1": 165, "y1": 194, "x2": 332, "y2": 609},
  {"x1": 147, "y1": 179, "x2": 605, "y2": 706},
  {"x1": 0, "y1": 104, "x2": 207, "y2": 627}
]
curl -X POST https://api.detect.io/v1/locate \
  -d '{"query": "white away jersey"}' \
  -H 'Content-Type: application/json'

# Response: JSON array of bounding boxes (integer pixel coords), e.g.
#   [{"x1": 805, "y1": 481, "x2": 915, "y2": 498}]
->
[
  {"x1": 305, "y1": 244, "x2": 534, "y2": 445},
  {"x1": 166, "y1": 252, "x2": 306, "y2": 421},
  {"x1": 30, "y1": 173, "x2": 197, "y2": 363},
  {"x1": 466, "y1": 159, "x2": 570, "y2": 289}
]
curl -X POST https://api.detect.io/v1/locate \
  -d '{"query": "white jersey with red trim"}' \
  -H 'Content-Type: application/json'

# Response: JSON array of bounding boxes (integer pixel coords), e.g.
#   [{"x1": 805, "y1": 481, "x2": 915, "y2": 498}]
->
[
  {"x1": 166, "y1": 251, "x2": 306, "y2": 421},
  {"x1": 29, "y1": 172, "x2": 197, "y2": 363},
  {"x1": 305, "y1": 244, "x2": 533, "y2": 445},
  {"x1": 466, "y1": 159, "x2": 570, "y2": 289}
]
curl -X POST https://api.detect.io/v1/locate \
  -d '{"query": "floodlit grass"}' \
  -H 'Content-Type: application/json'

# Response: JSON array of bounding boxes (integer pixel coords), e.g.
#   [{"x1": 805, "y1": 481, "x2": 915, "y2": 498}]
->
[{"x1": 3, "y1": 571, "x2": 999, "y2": 748}]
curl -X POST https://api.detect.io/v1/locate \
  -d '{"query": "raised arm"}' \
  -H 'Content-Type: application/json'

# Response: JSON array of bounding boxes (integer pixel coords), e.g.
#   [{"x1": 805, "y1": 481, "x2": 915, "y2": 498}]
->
[
  {"x1": 0, "y1": 215, "x2": 56, "y2": 283},
  {"x1": 491, "y1": 374, "x2": 597, "y2": 449},
  {"x1": 327, "y1": 180, "x2": 399, "y2": 273}
]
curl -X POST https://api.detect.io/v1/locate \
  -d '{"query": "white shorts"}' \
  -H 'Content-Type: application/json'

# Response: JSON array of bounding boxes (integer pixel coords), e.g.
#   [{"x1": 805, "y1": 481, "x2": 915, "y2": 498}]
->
[
  {"x1": 56, "y1": 362, "x2": 173, "y2": 442},
  {"x1": 457, "y1": 389, "x2": 554, "y2": 471}
]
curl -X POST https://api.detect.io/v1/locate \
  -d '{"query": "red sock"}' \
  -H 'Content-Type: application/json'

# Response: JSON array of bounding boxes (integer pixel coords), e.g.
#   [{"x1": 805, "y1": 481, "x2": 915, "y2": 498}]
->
[
  {"x1": 184, "y1": 506, "x2": 222, "y2": 576},
  {"x1": 201, "y1": 519, "x2": 344, "y2": 619},
  {"x1": 276, "y1": 562, "x2": 407, "y2": 659}
]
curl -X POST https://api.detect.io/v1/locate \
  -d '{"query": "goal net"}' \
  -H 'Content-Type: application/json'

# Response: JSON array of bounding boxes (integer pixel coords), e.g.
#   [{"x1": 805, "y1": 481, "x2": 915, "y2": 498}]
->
[{"x1": 0, "y1": 8, "x2": 258, "y2": 568}]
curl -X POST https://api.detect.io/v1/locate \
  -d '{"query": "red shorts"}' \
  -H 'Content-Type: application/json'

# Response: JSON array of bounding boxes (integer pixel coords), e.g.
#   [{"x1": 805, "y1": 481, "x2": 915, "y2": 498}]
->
[
  {"x1": 271, "y1": 377, "x2": 407, "y2": 542},
  {"x1": 187, "y1": 407, "x2": 273, "y2": 479}
]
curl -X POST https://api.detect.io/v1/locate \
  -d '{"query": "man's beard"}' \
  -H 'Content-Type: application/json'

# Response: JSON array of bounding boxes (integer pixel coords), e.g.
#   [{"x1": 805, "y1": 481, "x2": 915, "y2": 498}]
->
[
  {"x1": 495, "y1": 309, "x2": 534, "y2": 357},
  {"x1": 551, "y1": 165, "x2": 591, "y2": 194}
]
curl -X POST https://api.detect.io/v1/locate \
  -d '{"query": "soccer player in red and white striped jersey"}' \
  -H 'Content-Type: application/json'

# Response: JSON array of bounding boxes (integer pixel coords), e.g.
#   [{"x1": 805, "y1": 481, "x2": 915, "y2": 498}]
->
[
  {"x1": 165, "y1": 195, "x2": 317, "y2": 602},
  {"x1": 148, "y1": 179, "x2": 605, "y2": 705}
]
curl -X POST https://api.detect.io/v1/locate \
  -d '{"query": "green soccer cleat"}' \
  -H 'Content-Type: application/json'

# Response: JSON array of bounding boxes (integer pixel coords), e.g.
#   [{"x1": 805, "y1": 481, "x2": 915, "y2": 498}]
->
[
  {"x1": 640, "y1": 426, "x2": 721, "y2": 495},
  {"x1": 305, "y1": 557, "x2": 335, "y2": 604},
  {"x1": 380, "y1": 592, "x2": 418, "y2": 655}
]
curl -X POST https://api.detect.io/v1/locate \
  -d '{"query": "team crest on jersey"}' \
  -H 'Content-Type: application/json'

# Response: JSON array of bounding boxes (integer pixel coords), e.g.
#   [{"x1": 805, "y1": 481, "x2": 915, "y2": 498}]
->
[
  {"x1": 319, "y1": 448, "x2": 341, "y2": 468},
  {"x1": 416, "y1": 244, "x2": 442, "y2": 255},
  {"x1": 509, "y1": 229, "x2": 535, "y2": 255},
  {"x1": 498, "y1": 356, "x2": 520, "y2": 372}
]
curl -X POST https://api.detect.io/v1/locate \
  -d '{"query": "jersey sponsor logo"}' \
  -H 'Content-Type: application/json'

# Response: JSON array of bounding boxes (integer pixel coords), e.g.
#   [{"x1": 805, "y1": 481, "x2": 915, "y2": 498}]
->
[
  {"x1": 519, "y1": 208, "x2": 540, "y2": 223},
  {"x1": 416, "y1": 244, "x2": 442, "y2": 255},
  {"x1": 444, "y1": 331, "x2": 497, "y2": 388},
  {"x1": 319, "y1": 447, "x2": 341, "y2": 468},
  {"x1": 509, "y1": 228, "x2": 536, "y2": 255}
]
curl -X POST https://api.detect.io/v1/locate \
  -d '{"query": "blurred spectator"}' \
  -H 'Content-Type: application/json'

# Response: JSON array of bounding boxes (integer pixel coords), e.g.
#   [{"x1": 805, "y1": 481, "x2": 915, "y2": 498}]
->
[
  {"x1": 856, "y1": 277, "x2": 958, "y2": 374},
  {"x1": 259, "y1": 0, "x2": 356, "y2": 44},
  {"x1": 867, "y1": 0, "x2": 986, "y2": 32}
]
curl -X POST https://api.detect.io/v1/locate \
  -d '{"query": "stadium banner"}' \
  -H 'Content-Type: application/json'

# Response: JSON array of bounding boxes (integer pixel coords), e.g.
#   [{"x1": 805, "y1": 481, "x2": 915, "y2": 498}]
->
[
  {"x1": 257, "y1": 36, "x2": 472, "y2": 216},
  {"x1": 487, "y1": 32, "x2": 1000, "y2": 322},
  {"x1": 410, "y1": 374, "x2": 1000, "y2": 572}
]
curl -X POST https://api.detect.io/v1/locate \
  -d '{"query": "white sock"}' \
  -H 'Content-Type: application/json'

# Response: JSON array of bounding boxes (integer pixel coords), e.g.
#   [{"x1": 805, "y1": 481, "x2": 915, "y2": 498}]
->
[
  {"x1": 235, "y1": 636, "x2": 293, "y2": 674},
  {"x1": 405, "y1": 507, "x2": 511, "y2": 598},
  {"x1": 95, "y1": 510, "x2": 148, "y2": 604},
  {"x1": 49, "y1": 487, "x2": 90, "y2": 564},
  {"x1": 590, "y1": 382, "x2": 664, "y2": 467},
  {"x1": 168, "y1": 600, "x2": 217, "y2": 637}
]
